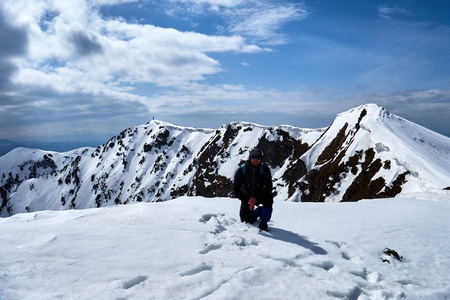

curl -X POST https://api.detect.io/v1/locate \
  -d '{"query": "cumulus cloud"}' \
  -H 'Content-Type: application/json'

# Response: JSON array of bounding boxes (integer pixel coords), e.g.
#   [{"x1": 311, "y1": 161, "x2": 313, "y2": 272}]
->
[
  {"x1": 70, "y1": 31, "x2": 103, "y2": 56},
  {"x1": 1, "y1": 0, "x2": 308, "y2": 101},
  {"x1": 2, "y1": 0, "x2": 263, "y2": 98},
  {"x1": 0, "y1": 0, "x2": 280, "y2": 139},
  {"x1": 0, "y1": 6, "x2": 28, "y2": 90}
]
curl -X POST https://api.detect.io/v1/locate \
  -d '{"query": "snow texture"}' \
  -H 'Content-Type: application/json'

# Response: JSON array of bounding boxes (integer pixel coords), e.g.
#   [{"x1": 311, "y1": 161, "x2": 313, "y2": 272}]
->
[{"x1": 1, "y1": 196, "x2": 449, "y2": 299}]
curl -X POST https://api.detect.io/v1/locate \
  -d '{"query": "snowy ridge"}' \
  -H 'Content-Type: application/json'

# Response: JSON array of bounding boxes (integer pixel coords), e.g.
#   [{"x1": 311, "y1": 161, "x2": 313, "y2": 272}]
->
[
  {"x1": 1, "y1": 104, "x2": 450, "y2": 216},
  {"x1": 0, "y1": 196, "x2": 449, "y2": 299}
]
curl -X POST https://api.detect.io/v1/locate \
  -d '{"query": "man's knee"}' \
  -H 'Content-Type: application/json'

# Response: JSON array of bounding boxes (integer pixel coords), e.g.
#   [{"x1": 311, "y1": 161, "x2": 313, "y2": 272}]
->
[
  {"x1": 240, "y1": 207, "x2": 256, "y2": 223},
  {"x1": 260, "y1": 207, "x2": 272, "y2": 222},
  {"x1": 252, "y1": 206, "x2": 272, "y2": 222}
]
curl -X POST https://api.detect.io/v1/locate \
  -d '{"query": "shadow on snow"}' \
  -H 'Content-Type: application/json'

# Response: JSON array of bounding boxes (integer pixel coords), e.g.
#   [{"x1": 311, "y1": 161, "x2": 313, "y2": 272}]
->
[{"x1": 260, "y1": 227, "x2": 328, "y2": 255}]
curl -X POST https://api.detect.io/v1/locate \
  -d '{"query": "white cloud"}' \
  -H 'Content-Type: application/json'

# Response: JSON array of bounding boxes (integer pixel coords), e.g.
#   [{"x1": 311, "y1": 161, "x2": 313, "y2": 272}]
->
[
  {"x1": 3, "y1": 0, "x2": 267, "y2": 102},
  {"x1": 92, "y1": 0, "x2": 139, "y2": 5},
  {"x1": 172, "y1": 0, "x2": 247, "y2": 9},
  {"x1": 378, "y1": 5, "x2": 410, "y2": 19},
  {"x1": 168, "y1": 0, "x2": 309, "y2": 45},
  {"x1": 143, "y1": 83, "x2": 320, "y2": 116},
  {"x1": 2, "y1": 0, "x2": 294, "y2": 139},
  {"x1": 3, "y1": 0, "x2": 305, "y2": 109},
  {"x1": 241, "y1": 44, "x2": 271, "y2": 53},
  {"x1": 226, "y1": 2, "x2": 308, "y2": 45}
]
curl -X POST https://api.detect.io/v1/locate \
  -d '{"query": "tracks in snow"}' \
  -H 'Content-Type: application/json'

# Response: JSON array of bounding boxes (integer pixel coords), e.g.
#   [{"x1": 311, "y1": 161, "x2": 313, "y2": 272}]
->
[
  {"x1": 189, "y1": 212, "x2": 411, "y2": 299},
  {"x1": 115, "y1": 212, "x2": 415, "y2": 299}
]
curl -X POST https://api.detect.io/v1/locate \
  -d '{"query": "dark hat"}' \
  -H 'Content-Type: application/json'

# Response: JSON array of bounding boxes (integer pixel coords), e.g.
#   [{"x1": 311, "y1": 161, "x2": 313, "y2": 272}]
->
[{"x1": 249, "y1": 148, "x2": 263, "y2": 160}]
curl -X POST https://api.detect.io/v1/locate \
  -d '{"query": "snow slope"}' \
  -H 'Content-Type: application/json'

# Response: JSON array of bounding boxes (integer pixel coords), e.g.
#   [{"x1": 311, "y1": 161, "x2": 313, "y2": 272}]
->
[
  {"x1": 1, "y1": 196, "x2": 449, "y2": 300},
  {"x1": 300, "y1": 104, "x2": 450, "y2": 202}
]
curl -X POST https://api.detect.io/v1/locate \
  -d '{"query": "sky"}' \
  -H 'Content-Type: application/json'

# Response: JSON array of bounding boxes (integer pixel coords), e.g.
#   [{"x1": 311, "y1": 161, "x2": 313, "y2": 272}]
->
[{"x1": 1, "y1": 0, "x2": 449, "y2": 144}]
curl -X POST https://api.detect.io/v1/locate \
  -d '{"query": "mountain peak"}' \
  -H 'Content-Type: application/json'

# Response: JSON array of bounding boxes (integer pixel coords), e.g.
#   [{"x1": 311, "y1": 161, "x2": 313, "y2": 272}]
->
[
  {"x1": 1, "y1": 104, "x2": 449, "y2": 216},
  {"x1": 334, "y1": 103, "x2": 388, "y2": 125},
  {"x1": 301, "y1": 103, "x2": 450, "y2": 202}
]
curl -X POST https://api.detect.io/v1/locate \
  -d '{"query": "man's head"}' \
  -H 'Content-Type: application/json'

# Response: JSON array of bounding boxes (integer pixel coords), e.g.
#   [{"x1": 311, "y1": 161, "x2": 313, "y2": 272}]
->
[{"x1": 249, "y1": 148, "x2": 263, "y2": 167}]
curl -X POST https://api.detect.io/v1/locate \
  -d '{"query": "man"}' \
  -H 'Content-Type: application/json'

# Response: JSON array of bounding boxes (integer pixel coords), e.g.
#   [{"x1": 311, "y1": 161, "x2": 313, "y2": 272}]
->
[{"x1": 233, "y1": 148, "x2": 273, "y2": 231}]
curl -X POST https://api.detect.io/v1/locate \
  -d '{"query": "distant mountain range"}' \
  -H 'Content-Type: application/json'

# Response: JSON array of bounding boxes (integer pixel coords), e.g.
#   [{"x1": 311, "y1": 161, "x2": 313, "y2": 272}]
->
[
  {"x1": 1, "y1": 103, "x2": 450, "y2": 216},
  {"x1": 0, "y1": 139, "x2": 103, "y2": 157}
]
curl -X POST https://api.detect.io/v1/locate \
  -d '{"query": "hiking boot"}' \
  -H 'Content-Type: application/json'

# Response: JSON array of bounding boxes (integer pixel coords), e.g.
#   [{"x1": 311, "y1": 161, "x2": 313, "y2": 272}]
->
[{"x1": 259, "y1": 221, "x2": 268, "y2": 231}]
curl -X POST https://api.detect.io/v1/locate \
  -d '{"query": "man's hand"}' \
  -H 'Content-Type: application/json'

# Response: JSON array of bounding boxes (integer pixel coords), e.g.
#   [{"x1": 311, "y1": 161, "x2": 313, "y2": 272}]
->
[{"x1": 248, "y1": 197, "x2": 256, "y2": 211}]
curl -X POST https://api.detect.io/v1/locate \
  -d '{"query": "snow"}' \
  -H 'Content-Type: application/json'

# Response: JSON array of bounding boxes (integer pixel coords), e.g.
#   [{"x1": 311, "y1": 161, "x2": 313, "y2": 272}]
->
[
  {"x1": 299, "y1": 104, "x2": 450, "y2": 202},
  {"x1": 1, "y1": 196, "x2": 449, "y2": 300},
  {"x1": 3, "y1": 104, "x2": 448, "y2": 214},
  {"x1": 1, "y1": 104, "x2": 450, "y2": 298}
]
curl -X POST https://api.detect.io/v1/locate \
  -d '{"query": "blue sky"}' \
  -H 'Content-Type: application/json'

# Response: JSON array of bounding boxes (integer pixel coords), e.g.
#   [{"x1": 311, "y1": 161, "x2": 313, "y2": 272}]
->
[{"x1": 0, "y1": 0, "x2": 449, "y2": 144}]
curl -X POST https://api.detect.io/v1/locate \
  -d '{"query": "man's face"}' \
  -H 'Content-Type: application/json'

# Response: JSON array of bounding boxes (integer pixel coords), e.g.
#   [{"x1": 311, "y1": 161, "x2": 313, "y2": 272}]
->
[{"x1": 250, "y1": 156, "x2": 261, "y2": 167}]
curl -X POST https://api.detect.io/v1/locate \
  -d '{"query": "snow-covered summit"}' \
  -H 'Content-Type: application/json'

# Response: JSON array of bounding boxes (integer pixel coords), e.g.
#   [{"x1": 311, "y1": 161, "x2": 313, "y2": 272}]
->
[
  {"x1": 1, "y1": 104, "x2": 449, "y2": 216},
  {"x1": 299, "y1": 103, "x2": 450, "y2": 202}
]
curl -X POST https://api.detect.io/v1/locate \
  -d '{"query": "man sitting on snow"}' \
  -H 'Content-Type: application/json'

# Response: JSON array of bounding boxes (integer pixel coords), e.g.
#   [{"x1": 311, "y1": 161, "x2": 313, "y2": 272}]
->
[{"x1": 233, "y1": 148, "x2": 273, "y2": 231}]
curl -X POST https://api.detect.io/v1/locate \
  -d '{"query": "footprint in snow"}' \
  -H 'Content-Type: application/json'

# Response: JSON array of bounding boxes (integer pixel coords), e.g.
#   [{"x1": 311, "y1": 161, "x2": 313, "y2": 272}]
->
[
  {"x1": 122, "y1": 275, "x2": 148, "y2": 289},
  {"x1": 199, "y1": 243, "x2": 222, "y2": 254},
  {"x1": 233, "y1": 236, "x2": 259, "y2": 247},
  {"x1": 325, "y1": 240, "x2": 346, "y2": 248},
  {"x1": 199, "y1": 213, "x2": 261, "y2": 253},
  {"x1": 312, "y1": 260, "x2": 335, "y2": 271},
  {"x1": 199, "y1": 213, "x2": 237, "y2": 235},
  {"x1": 199, "y1": 213, "x2": 221, "y2": 223},
  {"x1": 325, "y1": 240, "x2": 363, "y2": 263},
  {"x1": 180, "y1": 263, "x2": 213, "y2": 277},
  {"x1": 327, "y1": 285, "x2": 363, "y2": 300}
]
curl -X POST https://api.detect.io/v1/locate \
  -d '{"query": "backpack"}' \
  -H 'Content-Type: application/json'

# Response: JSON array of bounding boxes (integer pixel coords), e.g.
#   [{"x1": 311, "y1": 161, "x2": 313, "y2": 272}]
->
[{"x1": 240, "y1": 163, "x2": 264, "y2": 175}]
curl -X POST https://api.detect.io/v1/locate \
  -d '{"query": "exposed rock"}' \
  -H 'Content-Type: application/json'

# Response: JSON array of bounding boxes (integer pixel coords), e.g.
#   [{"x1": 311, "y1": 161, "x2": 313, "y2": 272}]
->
[{"x1": 382, "y1": 247, "x2": 404, "y2": 263}]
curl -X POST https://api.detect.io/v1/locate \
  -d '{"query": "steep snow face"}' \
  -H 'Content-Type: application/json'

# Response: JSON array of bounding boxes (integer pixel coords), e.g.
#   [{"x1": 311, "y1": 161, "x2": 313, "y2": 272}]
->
[
  {"x1": 300, "y1": 104, "x2": 450, "y2": 202},
  {"x1": 1, "y1": 104, "x2": 449, "y2": 216}
]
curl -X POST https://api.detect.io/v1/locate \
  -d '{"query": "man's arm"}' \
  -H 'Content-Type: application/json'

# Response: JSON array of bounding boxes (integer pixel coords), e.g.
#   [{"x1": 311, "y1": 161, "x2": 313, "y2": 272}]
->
[
  {"x1": 263, "y1": 165, "x2": 274, "y2": 202},
  {"x1": 233, "y1": 168, "x2": 249, "y2": 202}
]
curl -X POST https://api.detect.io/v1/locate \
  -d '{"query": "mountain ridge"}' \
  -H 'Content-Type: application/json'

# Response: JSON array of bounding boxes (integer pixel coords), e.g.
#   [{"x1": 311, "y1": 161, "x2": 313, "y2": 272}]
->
[{"x1": 1, "y1": 103, "x2": 449, "y2": 216}]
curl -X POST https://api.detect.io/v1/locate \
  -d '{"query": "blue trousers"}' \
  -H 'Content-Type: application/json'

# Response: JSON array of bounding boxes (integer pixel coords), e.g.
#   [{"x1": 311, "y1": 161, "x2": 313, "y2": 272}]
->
[
  {"x1": 253, "y1": 206, "x2": 272, "y2": 224},
  {"x1": 240, "y1": 202, "x2": 272, "y2": 224}
]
